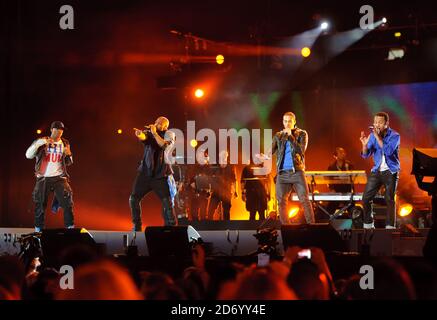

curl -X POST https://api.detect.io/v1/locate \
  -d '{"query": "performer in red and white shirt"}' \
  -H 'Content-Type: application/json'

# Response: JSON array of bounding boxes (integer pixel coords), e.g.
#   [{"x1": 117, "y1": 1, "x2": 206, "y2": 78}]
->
[{"x1": 26, "y1": 121, "x2": 75, "y2": 232}]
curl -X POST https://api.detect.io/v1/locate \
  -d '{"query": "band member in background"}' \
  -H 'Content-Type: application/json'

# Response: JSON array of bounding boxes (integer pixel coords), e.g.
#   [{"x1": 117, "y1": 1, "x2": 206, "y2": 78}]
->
[
  {"x1": 258, "y1": 112, "x2": 315, "y2": 224},
  {"x1": 130, "y1": 116, "x2": 177, "y2": 231},
  {"x1": 241, "y1": 162, "x2": 270, "y2": 221},
  {"x1": 325, "y1": 147, "x2": 355, "y2": 217},
  {"x1": 328, "y1": 147, "x2": 354, "y2": 172},
  {"x1": 25, "y1": 121, "x2": 74, "y2": 232},
  {"x1": 187, "y1": 150, "x2": 210, "y2": 221},
  {"x1": 207, "y1": 150, "x2": 237, "y2": 220},
  {"x1": 360, "y1": 112, "x2": 400, "y2": 229},
  {"x1": 327, "y1": 147, "x2": 354, "y2": 193}
]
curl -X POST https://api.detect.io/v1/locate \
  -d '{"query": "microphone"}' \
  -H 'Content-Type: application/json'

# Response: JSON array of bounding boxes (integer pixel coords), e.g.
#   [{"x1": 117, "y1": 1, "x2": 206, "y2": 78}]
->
[
  {"x1": 369, "y1": 125, "x2": 382, "y2": 136},
  {"x1": 133, "y1": 127, "x2": 150, "y2": 134},
  {"x1": 144, "y1": 125, "x2": 155, "y2": 132}
]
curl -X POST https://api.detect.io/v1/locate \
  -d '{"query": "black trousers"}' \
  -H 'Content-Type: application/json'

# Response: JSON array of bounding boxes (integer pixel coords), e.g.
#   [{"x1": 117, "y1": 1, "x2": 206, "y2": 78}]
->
[
  {"x1": 129, "y1": 171, "x2": 177, "y2": 230},
  {"x1": 208, "y1": 193, "x2": 231, "y2": 220},
  {"x1": 246, "y1": 192, "x2": 267, "y2": 221},
  {"x1": 32, "y1": 176, "x2": 74, "y2": 229},
  {"x1": 190, "y1": 192, "x2": 209, "y2": 221},
  {"x1": 362, "y1": 170, "x2": 399, "y2": 226}
]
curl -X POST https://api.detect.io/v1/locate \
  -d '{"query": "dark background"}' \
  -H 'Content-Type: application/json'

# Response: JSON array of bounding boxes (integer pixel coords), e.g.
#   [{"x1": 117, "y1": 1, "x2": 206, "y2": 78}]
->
[{"x1": 1, "y1": 0, "x2": 437, "y2": 229}]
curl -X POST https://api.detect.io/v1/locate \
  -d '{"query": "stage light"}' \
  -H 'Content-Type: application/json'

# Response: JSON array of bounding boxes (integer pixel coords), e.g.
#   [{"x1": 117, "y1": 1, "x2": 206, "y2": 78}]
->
[
  {"x1": 36, "y1": 129, "x2": 42, "y2": 134},
  {"x1": 301, "y1": 47, "x2": 311, "y2": 58},
  {"x1": 117, "y1": 129, "x2": 123, "y2": 134},
  {"x1": 216, "y1": 54, "x2": 225, "y2": 65},
  {"x1": 288, "y1": 206, "x2": 300, "y2": 219},
  {"x1": 190, "y1": 139, "x2": 198, "y2": 148},
  {"x1": 194, "y1": 88, "x2": 205, "y2": 98},
  {"x1": 399, "y1": 203, "x2": 413, "y2": 217},
  {"x1": 320, "y1": 21, "x2": 329, "y2": 30},
  {"x1": 387, "y1": 48, "x2": 405, "y2": 60},
  {"x1": 394, "y1": 32, "x2": 401, "y2": 38},
  {"x1": 382, "y1": 17, "x2": 387, "y2": 24}
]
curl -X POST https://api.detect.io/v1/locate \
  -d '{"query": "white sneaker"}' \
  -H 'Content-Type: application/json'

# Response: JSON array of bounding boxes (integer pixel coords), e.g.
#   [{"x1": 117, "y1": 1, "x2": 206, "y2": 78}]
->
[
  {"x1": 67, "y1": 225, "x2": 75, "y2": 229},
  {"x1": 363, "y1": 222, "x2": 375, "y2": 229},
  {"x1": 385, "y1": 225, "x2": 396, "y2": 229}
]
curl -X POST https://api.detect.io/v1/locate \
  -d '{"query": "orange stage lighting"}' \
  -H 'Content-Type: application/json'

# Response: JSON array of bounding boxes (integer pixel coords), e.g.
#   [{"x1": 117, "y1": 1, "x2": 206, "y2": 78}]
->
[
  {"x1": 288, "y1": 206, "x2": 300, "y2": 219},
  {"x1": 216, "y1": 54, "x2": 225, "y2": 65},
  {"x1": 36, "y1": 129, "x2": 42, "y2": 134},
  {"x1": 194, "y1": 88, "x2": 205, "y2": 98},
  {"x1": 399, "y1": 203, "x2": 413, "y2": 217},
  {"x1": 117, "y1": 129, "x2": 123, "y2": 134},
  {"x1": 190, "y1": 139, "x2": 198, "y2": 148}
]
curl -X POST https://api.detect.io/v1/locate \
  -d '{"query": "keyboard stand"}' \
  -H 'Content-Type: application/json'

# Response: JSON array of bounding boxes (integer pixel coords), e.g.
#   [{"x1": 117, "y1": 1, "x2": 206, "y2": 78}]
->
[
  {"x1": 308, "y1": 171, "x2": 356, "y2": 221},
  {"x1": 308, "y1": 175, "x2": 333, "y2": 219},
  {"x1": 329, "y1": 198, "x2": 355, "y2": 220},
  {"x1": 329, "y1": 173, "x2": 356, "y2": 220}
]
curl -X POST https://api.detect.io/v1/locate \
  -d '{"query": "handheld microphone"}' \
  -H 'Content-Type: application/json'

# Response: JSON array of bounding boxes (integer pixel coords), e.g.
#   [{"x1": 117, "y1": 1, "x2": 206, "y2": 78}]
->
[
  {"x1": 144, "y1": 125, "x2": 154, "y2": 132},
  {"x1": 133, "y1": 127, "x2": 149, "y2": 134},
  {"x1": 281, "y1": 128, "x2": 294, "y2": 136},
  {"x1": 369, "y1": 125, "x2": 382, "y2": 135}
]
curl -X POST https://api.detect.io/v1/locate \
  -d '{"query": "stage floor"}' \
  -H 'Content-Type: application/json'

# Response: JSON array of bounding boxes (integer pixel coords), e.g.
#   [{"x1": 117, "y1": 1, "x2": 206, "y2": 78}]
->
[{"x1": 0, "y1": 225, "x2": 430, "y2": 257}]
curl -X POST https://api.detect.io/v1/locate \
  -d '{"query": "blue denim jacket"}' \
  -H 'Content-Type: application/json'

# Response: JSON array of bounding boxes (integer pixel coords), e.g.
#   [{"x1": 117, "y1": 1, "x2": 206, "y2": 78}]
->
[{"x1": 361, "y1": 128, "x2": 400, "y2": 173}]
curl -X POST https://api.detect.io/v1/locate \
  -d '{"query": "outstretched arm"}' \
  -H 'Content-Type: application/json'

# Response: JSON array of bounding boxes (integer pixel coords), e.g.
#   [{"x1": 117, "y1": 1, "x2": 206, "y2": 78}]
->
[
  {"x1": 256, "y1": 134, "x2": 278, "y2": 161},
  {"x1": 134, "y1": 128, "x2": 147, "y2": 141}
]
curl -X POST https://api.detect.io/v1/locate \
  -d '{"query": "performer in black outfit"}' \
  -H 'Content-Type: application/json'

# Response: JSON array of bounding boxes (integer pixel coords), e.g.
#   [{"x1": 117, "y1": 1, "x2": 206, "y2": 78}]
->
[
  {"x1": 187, "y1": 154, "x2": 210, "y2": 221},
  {"x1": 241, "y1": 163, "x2": 270, "y2": 221},
  {"x1": 207, "y1": 150, "x2": 236, "y2": 220},
  {"x1": 129, "y1": 116, "x2": 177, "y2": 231}
]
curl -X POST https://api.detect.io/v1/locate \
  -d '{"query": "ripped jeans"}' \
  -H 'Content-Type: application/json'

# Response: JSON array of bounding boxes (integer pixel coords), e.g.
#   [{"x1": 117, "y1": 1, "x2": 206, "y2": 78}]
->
[{"x1": 32, "y1": 175, "x2": 74, "y2": 229}]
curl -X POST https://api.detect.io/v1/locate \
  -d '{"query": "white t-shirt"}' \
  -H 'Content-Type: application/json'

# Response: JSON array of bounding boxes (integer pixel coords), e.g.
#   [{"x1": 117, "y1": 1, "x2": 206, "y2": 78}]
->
[
  {"x1": 39, "y1": 140, "x2": 65, "y2": 177},
  {"x1": 379, "y1": 153, "x2": 389, "y2": 172}
]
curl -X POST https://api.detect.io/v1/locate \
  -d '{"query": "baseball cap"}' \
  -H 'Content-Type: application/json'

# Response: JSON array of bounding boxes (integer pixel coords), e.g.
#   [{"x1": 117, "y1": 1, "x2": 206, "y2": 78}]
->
[{"x1": 50, "y1": 121, "x2": 66, "y2": 130}]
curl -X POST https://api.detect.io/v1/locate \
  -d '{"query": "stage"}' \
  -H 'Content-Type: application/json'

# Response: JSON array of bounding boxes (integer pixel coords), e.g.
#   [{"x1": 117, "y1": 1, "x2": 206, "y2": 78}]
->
[{"x1": 0, "y1": 222, "x2": 429, "y2": 258}]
